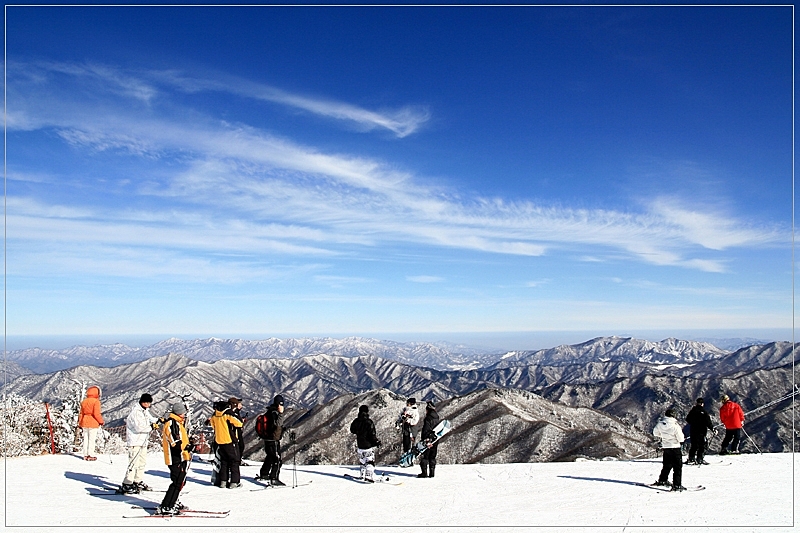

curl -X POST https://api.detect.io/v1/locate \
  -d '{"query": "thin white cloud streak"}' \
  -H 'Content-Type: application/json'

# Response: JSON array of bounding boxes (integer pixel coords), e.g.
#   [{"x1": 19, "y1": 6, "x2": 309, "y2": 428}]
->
[
  {"x1": 151, "y1": 69, "x2": 430, "y2": 138},
  {"x1": 12, "y1": 61, "x2": 429, "y2": 137},
  {"x1": 7, "y1": 63, "x2": 785, "y2": 277}
]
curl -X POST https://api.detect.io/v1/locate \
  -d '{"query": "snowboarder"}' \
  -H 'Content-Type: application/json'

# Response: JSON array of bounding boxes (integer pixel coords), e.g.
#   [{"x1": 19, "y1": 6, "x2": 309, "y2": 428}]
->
[
  {"x1": 418, "y1": 401, "x2": 440, "y2": 478},
  {"x1": 652, "y1": 408, "x2": 686, "y2": 491},
  {"x1": 396, "y1": 397, "x2": 419, "y2": 455},
  {"x1": 78, "y1": 385, "x2": 104, "y2": 461},
  {"x1": 718, "y1": 394, "x2": 745, "y2": 455},
  {"x1": 158, "y1": 402, "x2": 194, "y2": 515},
  {"x1": 349, "y1": 404, "x2": 382, "y2": 482},
  {"x1": 209, "y1": 400, "x2": 244, "y2": 488},
  {"x1": 228, "y1": 397, "x2": 246, "y2": 465},
  {"x1": 116, "y1": 393, "x2": 159, "y2": 494},
  {"x1": 685, "y1": 398, "x2": 715, "y2": 465},
  {"x1": 257, "y1": 394, "x2": 287, "y2": 486}
]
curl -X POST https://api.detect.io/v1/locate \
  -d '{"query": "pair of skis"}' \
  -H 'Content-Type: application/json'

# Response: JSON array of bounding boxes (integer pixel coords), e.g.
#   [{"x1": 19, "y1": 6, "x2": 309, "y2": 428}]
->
[
  {"x1": 638, "y1": 482, "x2": 705, "y2": 492},
  {"x1": 124, "y1": 505, "x2": 229, "y2": 519},
  {"x1": 343, "y1": 473, "x2": 403, "y2": 486}
]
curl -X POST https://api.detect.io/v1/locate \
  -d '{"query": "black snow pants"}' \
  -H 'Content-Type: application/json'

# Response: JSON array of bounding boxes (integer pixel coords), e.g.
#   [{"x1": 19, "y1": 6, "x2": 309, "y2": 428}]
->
[
  {"x1": 161, "y1": 460, "x2": 188, "y2": 509},
  {"x1": 218, "y1": 442, "x2": 241, "y2": 485},
  {"x1": 419, "y1": 442, "x2": 438, "y2": 477},
  {"x1": 402, "y1": 424, "x2": 413, "y2": 453},
  {"x1": 720, "y1": 428, "x2": 741, "y2": 453},
  {"x1": 687, "y1": 430, "x2": 708, "y2": 462},
  {"x1": 260, "y1": 440, "x2": 282, "y2": 481},
  {"x1": 657, "y1": 447, "x2": 682, "y2": 487}
]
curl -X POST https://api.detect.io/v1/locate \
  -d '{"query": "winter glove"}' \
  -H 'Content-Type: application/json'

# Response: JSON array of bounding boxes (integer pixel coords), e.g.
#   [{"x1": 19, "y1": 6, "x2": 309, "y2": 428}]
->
[
  {"x1": 151, "y1": 422, "x2": 160, "y2": 430},
  {"x1": 184, "y1": 443, "x2": 196, "y2": 453}
]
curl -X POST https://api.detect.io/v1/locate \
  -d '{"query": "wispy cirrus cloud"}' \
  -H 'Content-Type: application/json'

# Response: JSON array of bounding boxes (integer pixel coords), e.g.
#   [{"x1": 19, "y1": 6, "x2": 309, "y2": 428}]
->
[{"x1": 6, "y1": 60, "x2": 785, "y2": 281}]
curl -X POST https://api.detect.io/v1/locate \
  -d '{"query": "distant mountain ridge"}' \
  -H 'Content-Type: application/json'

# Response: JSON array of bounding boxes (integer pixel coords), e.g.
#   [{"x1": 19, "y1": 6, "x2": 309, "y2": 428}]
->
[
  {"x1": 5, "y1": 336, "x2": 493, "y2": 373},
  {"x1": 489, "y1": 336, "x2": 729, "y2": 369},
  {"x1": 7, "y1": 335, "x2": 736, "y2": 374}
]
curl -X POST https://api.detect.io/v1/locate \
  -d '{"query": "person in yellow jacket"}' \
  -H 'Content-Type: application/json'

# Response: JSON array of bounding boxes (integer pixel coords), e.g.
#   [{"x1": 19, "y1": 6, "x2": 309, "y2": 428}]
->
[
  {"x1": 158, "y1": 403, "x2": 194, "y2": 516},
  {"x1": 78, "y1": 385, "x2": 104, "y2": 461},
  {"x1": 209, "y1": 400, "x2": 244, "y2": 489}
]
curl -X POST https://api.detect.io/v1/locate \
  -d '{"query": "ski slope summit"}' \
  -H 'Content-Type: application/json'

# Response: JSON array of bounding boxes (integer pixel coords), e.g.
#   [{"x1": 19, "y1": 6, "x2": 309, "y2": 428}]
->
[{"x1": 1, "y1": 451, "x2": 794, "y2": 532}]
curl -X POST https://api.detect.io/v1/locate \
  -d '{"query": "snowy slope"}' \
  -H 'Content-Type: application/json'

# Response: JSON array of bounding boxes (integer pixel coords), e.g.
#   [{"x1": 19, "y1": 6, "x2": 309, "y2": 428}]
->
[{"x1": 1, "y1": 452, "x2": 794, "y2": 531}]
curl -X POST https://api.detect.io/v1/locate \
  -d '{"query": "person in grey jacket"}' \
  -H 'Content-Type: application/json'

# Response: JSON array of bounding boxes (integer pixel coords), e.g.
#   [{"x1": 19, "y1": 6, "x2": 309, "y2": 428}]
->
[{"x1": 652, "y1": 408, "x2": 686, "y2": 491}]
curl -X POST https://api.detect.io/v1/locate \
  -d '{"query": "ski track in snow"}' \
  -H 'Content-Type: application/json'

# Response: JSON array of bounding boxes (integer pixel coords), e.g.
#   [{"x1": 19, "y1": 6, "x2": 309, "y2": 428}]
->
[{"x1": 0, "y1": 452, "x2": 796, "y2": 531}]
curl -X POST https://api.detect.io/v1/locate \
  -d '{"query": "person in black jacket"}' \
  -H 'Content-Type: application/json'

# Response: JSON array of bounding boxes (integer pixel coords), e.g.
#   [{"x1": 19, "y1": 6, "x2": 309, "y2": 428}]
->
[
  {"x1": 418, "y1": 401, "x2": 440, "y2": 479},
  {"x1": 257, "y1": 395, "x2": 286, "y2": 486},
  {"x1": 228, "y1": 397, "x2": 246, "y2": 465},
  {"x1": 349, "y1": 405, "x2": 381, "y2": 482},
  {"x1": 685, "y1": 397, "x2": 715, "y2": 465}
]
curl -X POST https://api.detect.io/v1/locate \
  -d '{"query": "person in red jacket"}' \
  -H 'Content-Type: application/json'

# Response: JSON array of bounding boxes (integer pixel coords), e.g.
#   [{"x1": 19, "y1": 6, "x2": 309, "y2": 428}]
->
[
  {"x1": 718, "y1": 394, "x2": 745, "y2": 455},
  {"x1": 78, "y1": 385, "x2": 104, "y2": 461}
]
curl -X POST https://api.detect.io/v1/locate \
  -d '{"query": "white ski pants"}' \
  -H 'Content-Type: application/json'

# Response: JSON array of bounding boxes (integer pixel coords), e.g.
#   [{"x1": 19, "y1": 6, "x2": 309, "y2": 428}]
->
[
  {"x1": 123, "y1": 445, "x2": 148, "y2": 484},
  {"x1": 357, "y1": 447, "x2": 376, "y2": 480},
  {"x1": 82, "y1": 427, "x2": 98, "y2": 457}
]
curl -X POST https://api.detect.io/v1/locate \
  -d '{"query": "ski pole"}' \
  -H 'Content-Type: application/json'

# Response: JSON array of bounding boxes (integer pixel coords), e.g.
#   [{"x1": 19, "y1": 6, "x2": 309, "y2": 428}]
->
[{"x1": 740, "y1": 426, "x2": 762, "y2": 454}]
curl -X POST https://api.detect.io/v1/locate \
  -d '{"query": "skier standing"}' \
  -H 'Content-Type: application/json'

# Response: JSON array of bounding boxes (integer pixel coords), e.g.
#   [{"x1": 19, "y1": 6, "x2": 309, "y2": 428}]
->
[
  {"x1": 78, "y1": 385, "x2": 104, "y2": 461},
  {"x1": 718, "y1": 394, "x2": 745, "y2": 455},
  {"x1": 685, "y1": 398, "x2": 715, "y2": 465},
  {"x1": 418, "y1": 401, "x2": 440, "y2": 479},
  {"x1": 158, "y1": 402, "x2": 194, "y2": 515},
  {"x1": 349, "y1": 405, "x2": 382, "y2": 482},
  {"x1": 209, "y1": 400, "x2": 244, "y2": 488},
  {"x1": 257, "y1": 395, "x2": 287, "y2": 486},
  {"x1": 229, "y1": 397, "x2": 246, "y2": 465},
  {"x1": 652, "y1": 408, "x2": 686, "y2": 491},
  {"x1": 116, "y1": 393, "x2": 158, "y2": 494},
  {"x1": 396, "y1": 397, "x2": 419, "y2": 455}
]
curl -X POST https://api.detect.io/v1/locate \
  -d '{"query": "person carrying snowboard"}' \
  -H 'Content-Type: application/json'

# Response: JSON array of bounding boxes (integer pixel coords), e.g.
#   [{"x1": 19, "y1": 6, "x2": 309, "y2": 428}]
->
[
  {"x1": 78, "y1": 385, "x2": 104, "y2": 461},
  {"x1": 116, "y1": 393, "x2": 158, "y2": 494},
  {"x1": 158, "y1": 402, "x2": 194, "y2": 515},
  {"x1": 349, "y1": 404, "x2": 382, "y2": 483},
  {"x1": 718, "y1": 394, "x2": 745, "y2": 455},
  {"x1": 209, "y1": 400, "x2": 244, "y2": 488},
  {"x1": 685, "y1": 398, "x2": 715, "y2": 465},
  {"x1": 396, "y1": 397, "x2": 419, "y2": 455},
  {"x1": 418, "y1": 401, "x2": 440, "y2": 479},
  {"x1": 257, "y1": 394, "x2": 287, "y2": 486},
  {"x1": 652, "y1": 408, "x2": 686, "y2": 491}
]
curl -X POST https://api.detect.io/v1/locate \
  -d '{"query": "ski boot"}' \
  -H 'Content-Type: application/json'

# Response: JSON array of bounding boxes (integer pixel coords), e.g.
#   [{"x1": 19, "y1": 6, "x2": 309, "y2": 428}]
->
[
  {"x1": 671, "y1": 485, "x2": 687, "y2": 492},
  {"x1": 115, "y1": 483, "x2": 140, "y2": 494}
]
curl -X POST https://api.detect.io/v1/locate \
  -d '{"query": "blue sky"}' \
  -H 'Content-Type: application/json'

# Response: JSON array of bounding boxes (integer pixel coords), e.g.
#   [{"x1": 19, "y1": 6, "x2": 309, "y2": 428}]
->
[{"x1": 5, "y1": 6, "x2": 793, "y2": 348}]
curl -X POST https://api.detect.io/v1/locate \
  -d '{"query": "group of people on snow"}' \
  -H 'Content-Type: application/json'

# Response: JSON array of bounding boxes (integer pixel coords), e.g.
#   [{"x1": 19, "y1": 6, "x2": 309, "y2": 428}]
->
[
  {"x1": 651, "y1": 393, "x2": 745, "y2": 491},
  {"x1": 349, "y1": 397, "x2": 441, "y2": 482}
]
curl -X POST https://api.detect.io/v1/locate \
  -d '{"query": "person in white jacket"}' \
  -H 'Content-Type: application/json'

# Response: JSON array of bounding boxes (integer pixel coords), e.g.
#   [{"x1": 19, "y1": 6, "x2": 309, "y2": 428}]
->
[
  {"x1": 116, "y1": 393, "x2": 159, "y2": 494},
  {"x1": 652, "y1": 408, "x2": 686, "y2": 491}
]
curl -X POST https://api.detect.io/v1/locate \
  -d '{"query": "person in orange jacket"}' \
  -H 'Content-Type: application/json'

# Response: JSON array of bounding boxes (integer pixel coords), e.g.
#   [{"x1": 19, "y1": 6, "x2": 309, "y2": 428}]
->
[
  {"x1": 78, "y1": 385, "x2": 104, "y2": 461},
  {"x1": 719, "y1": 394, "x2": 745, "y2": 455}
]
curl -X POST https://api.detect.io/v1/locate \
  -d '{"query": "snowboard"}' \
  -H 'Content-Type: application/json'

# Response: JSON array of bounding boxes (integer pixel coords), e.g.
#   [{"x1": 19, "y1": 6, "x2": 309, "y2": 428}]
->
[
  {"x1": 399, "y1": 419, "x2": 452, "y2": 467},
  {"x1": 209, "y1": 444, "x2": 221, "y2": 486}
]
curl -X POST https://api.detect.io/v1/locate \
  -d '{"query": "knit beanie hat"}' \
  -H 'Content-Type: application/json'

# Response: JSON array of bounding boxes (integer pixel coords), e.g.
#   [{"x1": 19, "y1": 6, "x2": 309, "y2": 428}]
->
[
  {"x1": 359, "y1": 405, "x2": 369, "y2": 415},
  {"x1": 139, "y1": 393, "x2": 153, "y2": 404},
  {"x1": 274, "y1": 394, "x2": 285, "y2": 406},
  {"x1": 172, "y1": 402, "x2": 187, "y2": 415}
]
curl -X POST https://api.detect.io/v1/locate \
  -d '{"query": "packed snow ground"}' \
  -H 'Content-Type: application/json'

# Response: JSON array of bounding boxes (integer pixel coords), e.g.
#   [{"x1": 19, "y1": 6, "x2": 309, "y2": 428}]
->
[{"x1": 1, "y1": 452, "x2": 796, "y2": 532}]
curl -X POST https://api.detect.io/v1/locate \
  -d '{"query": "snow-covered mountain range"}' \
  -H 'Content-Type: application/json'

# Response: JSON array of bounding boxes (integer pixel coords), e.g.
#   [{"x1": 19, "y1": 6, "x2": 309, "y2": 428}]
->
[
  {"x1": 6, "y1": 336, "x2": 492, "y2": 373},
  {"x1": 5, "y1": 340, "x2": 796, "y2": 453},
  {"x1": 488, "y1": 336, "x2": 729, "y2": 369},
  {"x1": 6, "y1": 335, "x2": 736, "y2": 373}
]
